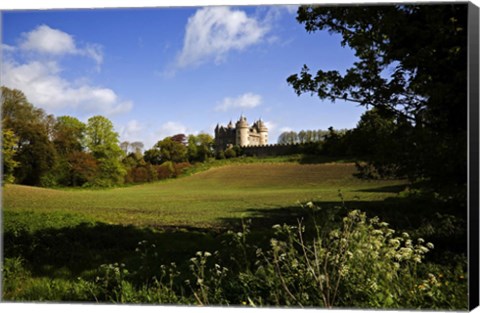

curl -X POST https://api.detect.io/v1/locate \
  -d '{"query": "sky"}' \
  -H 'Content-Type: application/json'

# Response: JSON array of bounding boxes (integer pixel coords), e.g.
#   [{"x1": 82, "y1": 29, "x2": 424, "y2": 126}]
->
[{"x1": 1, "y1": 3, "x2": 367, "y2": 149}]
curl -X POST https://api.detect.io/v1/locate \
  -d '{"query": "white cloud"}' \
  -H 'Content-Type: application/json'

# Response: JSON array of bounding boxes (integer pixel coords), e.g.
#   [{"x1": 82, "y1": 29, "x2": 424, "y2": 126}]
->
[
  {"x1": 280, "y1": 126, "x2": 293, "y2": 133},
  {"x1": 18, "y1": 24, "x2": 103, "y2": 68},
  {"x1": 120, "y1": 119, "x2": 144, "y2": 141},
  {"x1": 2, "y1": 43, "x2": 17, "y2": 52},
  {"x1": 176, "y1": 7, "x2": 268, "y2": 68},
  {"x1": 20, "y1": 24, "x2": 76, "y2": 55},
  {"x1": 215, "y1": 92, "x2": 262, "y2": 111},
  {"x1": 157, "y1": 121, "x2": 188, "y2": 140},
  {"x1": 264, "y1": 120, "x2": 276, "y2": 132},
  {"x1": 2, "y1": 59, "x2": 132, "y2": 116}
]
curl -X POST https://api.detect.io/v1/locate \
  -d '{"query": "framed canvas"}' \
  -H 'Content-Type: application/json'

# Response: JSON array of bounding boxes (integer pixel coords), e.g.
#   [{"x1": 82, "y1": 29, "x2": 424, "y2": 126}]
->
[{"x1": 1, "y1": 0, "x2": 479, "y2": 312}]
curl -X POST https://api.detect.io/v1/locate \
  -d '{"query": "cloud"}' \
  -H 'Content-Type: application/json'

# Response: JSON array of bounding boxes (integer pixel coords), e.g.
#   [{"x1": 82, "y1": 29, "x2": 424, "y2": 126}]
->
[
  {"x1": 120, "y1": 119, "x2": 144, "y2": 141},
  {"x1": 157, "y1": 121, "x2": 188, "y2": 140},
  {"x1": 18, "y1": 24, "x2": 103, "y2": 68},
  {"x1": 215, "y1": 93, "x2": 262, "y2": 111},
  {"x1": 176, "y1": 7, "x2": 268, "y2": 68},
  {"x1": 264, "y1": 120, "x2": 276, "y2": 132},
  {"x1": 279, "y1": 127, "x2": 293, "y2": 133},
  {"x1": 2, "y1": 59, "x2": 132, "y2": 116},
  {"x1": 20, "y1": 24, "x2": 76, "y2": 55},
  {"x1": 2, "y1": 43, "x2": 17, "y2": 52}
]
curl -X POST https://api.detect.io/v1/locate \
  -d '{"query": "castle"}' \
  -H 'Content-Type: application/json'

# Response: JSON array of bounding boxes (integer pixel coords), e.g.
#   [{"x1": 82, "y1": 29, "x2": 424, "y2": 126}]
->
[{"x1": 214, "y1": 116, "x2": 268, "y2": 151}]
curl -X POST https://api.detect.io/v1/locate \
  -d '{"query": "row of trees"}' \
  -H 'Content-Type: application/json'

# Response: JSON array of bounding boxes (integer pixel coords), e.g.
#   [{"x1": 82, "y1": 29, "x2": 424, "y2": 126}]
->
[
  {"x1": 1, "y1": 86, "x2": 215, "y2": 187},
  {"x1": 277, "y1": 129, "x2": 348, "y2": 145},
  {"x1": 2, "y1": 87, "x2": 126, "y2": 186}
]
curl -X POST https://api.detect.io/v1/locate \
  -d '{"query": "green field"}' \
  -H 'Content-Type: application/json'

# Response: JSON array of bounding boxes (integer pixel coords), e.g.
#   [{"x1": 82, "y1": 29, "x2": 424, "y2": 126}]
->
[
  {"x1": 3, "y1": 162, "x2": 406, "y2": 229},
  {"x1": 2, "y1": 161, "x2": 467, "y2": 307}
]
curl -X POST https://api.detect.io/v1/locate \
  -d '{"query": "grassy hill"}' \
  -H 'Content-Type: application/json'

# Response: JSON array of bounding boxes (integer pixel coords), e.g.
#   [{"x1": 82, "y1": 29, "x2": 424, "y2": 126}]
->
[{"x1": 3, "y1": 162, "x2": 405, "y2": 229}]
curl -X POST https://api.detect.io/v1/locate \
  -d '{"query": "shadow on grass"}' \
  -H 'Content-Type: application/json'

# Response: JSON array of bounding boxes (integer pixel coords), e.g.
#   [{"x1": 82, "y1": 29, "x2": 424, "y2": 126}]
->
[
  {"x1": 4, "y1": 191, "x2": 466, "y2": 282},
  {"x1": 355, "y1": 184, "x2": 410, "y2": 193},
  {"x1": 3, "y1": 222, "x2": 225, "y2": 281}
]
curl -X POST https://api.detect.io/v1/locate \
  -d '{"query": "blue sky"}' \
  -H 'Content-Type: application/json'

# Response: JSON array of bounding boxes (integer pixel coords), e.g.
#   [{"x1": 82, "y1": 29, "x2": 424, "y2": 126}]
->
[{"x1": 1, "y1": 5, "x2": 366, "y2": 149}]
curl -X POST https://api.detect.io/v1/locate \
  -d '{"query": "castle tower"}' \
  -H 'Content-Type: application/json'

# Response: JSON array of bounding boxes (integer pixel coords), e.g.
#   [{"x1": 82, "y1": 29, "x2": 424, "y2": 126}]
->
[
  {"x1": 236, "y1": 115, "x2": 249, "y2": 147},
  {"x1": 257, "y1": 119, "x2": 268, "y2": 145}
]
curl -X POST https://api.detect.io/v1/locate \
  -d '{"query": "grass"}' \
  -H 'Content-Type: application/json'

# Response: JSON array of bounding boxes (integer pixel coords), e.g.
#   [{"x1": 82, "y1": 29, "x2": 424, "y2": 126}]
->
[
  {"x1": 2, "y1": 160, "x2": 467, "y2": 306},
  {"x1": 3, "y1": 162, "x2": 405, "y2": 229}
]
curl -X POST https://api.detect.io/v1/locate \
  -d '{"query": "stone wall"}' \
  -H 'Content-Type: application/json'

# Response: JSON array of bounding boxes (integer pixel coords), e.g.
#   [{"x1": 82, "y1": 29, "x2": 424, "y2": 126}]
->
[{"x1": 241, "y1": 143, "x2": 303, "y2": 157}]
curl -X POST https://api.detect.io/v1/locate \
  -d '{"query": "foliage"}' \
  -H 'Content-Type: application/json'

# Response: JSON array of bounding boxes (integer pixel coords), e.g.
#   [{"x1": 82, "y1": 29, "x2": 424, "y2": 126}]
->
[
  {"x1": 277, "y1": 129, "x2": 342, "y2": 145},
  {"x1": 2, "y1": 127, "x2": 19, "y2": 183},
  {"x1": 85, "y1": 115, "x2": 126, "y2": 186},
  {"x1": 53, "y1": 116, "x2": 86, "y2": 155},
  {"x1": 187, "y1": 133, "x2": 214, "y2": 162},
  {"x1": 2, "y1": 208, "x2": 467, "y2": 309},
  {"x1": 1, "y1": 87, "x2": 58, "y2": 186},
  {"x1": 159, "y1": 137, "x2": 188, "y2": 163},
  {"x1": 224, "y1": 147, "x2": 236, "y2": 159},
  {"x1": 287, "y1": 4, "x2": 468, "y2": 188}
]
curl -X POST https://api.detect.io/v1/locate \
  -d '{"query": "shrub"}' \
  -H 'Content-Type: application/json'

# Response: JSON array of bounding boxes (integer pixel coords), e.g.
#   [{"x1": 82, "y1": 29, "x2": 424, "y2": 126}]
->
[
  {"x1": 173, "y1": 162, "x2": 191, "y2": 177},
  {"x1": 156, "y1": 161, "x2": 175, "y2": 180},
  {"x1": 224, "y1": 148, "x2": 236, "y2": 159}
]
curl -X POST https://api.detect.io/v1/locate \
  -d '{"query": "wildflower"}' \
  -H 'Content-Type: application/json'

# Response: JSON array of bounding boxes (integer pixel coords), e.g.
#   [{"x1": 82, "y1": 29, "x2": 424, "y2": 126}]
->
[
  {"x1": 204, "y1": 251, "x2": 212, "y2": 257},
  {"x1": 426, "y1": 242, "x2": 434, "y2": 249},
  {"x1": 401, "y1": 232, "x2": 410, "y2": 238},
  {"x1": 389, "y1": 239, "x2": 400, "y2": 247},
  {"x1": 418, "y1": 246, "x2": 429, "y2": 254},
  {"x1": 418, "y1": 238, "x2": 425, "y2": 244}
]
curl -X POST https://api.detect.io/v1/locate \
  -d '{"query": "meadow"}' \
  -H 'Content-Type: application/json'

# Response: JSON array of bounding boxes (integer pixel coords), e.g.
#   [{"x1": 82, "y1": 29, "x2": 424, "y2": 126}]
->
[{"x1": 1, "y1": 160, "x2": 468, "y2": 308}]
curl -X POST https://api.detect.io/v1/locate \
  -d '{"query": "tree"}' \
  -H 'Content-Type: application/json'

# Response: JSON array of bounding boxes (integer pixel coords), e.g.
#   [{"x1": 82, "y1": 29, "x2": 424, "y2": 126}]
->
[
  {"x1": 144, "y1": 148, "x2": 163, "y2": 165},
  {"x1": 68, "y1": 151, "x2": 98, "y2": 186},
  {"x1": 2, "y1": 128, "x2": 19, "y2": 183},
  {"x1": 287, "y1": 4, "x2": 468, "y2": 188},
  {"x1": 196, "y1": 133, "x2": 214, "y2": 161},
  {"x1": 120, "y1": 141, "x2": 130, "y2": 155},
  {"x1": 130, "y1": 141, "x2": 144, "y2": 157},
  {"x1": 187, "y1": 133, "x2": 214, "y2": 162},
  {"x1": 155, "y1": 137, "x2": 188, "y2": 163},
  {"x1": 278, "y1": 131, "x2": 298, "y2": 144},
  {"x1": 51, "y1": 116, "x2": 87, "y2": 185},
  {"x1": 187, "y1": 135, "x2": 199, "y2": 161},
  {"x1": 1, "y1": 87, "x2": 57, "y2": 186},
  {"x1": 53, "y1": 116, "x2": 86, "y2": 155},
  {"x1": 171, "y1": 134, "x2": 187, "y2": 145},
  {"x1": 85, "y1": 115, "x2": 126, "y2": 186}
]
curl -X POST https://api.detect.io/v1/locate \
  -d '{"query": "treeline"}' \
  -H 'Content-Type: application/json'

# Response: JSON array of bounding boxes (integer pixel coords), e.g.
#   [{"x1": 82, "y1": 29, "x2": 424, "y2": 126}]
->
[
  {"x1": 277, "y1": 129, "x2": 348, "y2": 145},
  {"x1": 1, "y1": 87, "x2": 214, "y2": 187}
]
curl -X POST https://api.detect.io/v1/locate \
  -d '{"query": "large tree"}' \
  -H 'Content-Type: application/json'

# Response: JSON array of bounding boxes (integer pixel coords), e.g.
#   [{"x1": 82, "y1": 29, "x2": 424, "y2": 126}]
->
[
  {"x1": 85, "y1": 115, "x2": 126, "y2": 186},
  {"x1": 51, "y1": 116, "x2": 88, "y2": 185},
  {"x1": 1, "y1": 87, "x2": 57, "y2": 186},
  {"x1": 287, "y1": 4, "x2": 468, "y2": 188}
]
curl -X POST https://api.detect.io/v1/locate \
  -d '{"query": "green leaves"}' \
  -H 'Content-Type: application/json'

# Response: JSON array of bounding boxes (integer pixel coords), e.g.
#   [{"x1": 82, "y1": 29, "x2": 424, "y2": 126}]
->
[{"x1": 288, "y1": 4, "x2": 468, "y2": 189}]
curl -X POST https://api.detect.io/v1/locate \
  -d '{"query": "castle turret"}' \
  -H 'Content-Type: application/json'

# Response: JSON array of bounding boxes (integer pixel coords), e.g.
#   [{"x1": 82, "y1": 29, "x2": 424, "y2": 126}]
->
[
  {"x1": 257, "y1": 119, "x2": 268, "y2": 145},
  {"x1": 236, "y1": 115, "x2": 249, "y2": 147}
]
